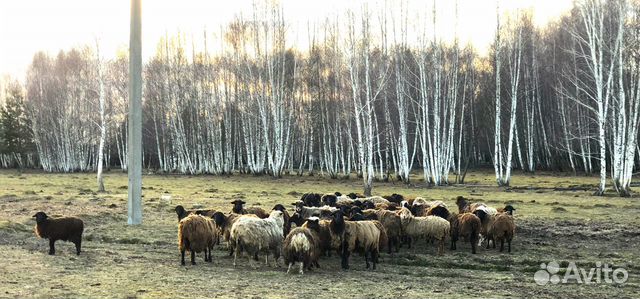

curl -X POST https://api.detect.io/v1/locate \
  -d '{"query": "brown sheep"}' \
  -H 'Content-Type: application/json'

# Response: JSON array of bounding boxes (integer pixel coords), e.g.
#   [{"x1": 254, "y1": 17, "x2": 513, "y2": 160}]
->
[
  {"x1": 33, "y1": 212, "x2": 84, "y2": 255},
  {"x1": 363, "y1": 209, "x2": 402, "y2": 253},
  {"x1": 330, "y1": 210, "x2": 383, "y2": 270},
  {"x1": 450, "y1": 213, "x2": 481, "y2": 254},
  {"x1": 230, "y1": 200, "x2": 269, "y2": 218},
  {"x1": 487, "y1": 213, "x2": 516, "y2": 253},
  {"x1": 178, "y1": 214, "x2": 218, "y2": 265},
  {"x1": 455, "y1": 196, "x2": 470, "y2": 213},
  {"x1": 283, "y1": 217, "x2": 322, "y2": 275}
]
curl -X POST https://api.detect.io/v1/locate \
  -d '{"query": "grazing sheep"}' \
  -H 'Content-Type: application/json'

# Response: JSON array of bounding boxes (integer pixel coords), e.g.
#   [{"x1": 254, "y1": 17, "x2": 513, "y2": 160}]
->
[
  {"x1": 363, "y1": 209, "x2": 402, "y2": 253},
  {"x1": 426, "y1": 205, "x2": 451, "y2": 220},
  {"x1": 330, "y1": 210, "x2": 383, "y2": 270},
  {"x1": 283, "y1": 217, "x2": 322, "y2": 275},
  {"x1": 450, "y1": 213, "x2": 481, "y2": 254},
  {"x1": 301, "y1": 193, "x2": 322, "y2": 207},
  {"x1": 397, "y1": 207, "x2": 450, "y2": 255},
  {"x1": 230, "y1": 200, "x2": 269, "y2": 218},
  {"x1": 32, "y1": 212, "x2": 84, "y2": 255},
  {"x1": 178, "y1": 214, "x2": 218, "y2": 265},
  {"x1": 487, "y1": 213, "x2": 516, "y2": 253},
  {"x1": 230, "y1": 210, "x2": 285, "y2": 268}
]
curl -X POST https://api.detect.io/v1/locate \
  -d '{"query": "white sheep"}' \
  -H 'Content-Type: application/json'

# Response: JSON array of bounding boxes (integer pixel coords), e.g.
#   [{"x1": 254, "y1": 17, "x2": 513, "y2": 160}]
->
[
  {"x1": 397, "y1": 207, "x2": 450, "y2": 255},
  {"x1": 230, "y1": 210, "x2": 285, "y2": 268}
]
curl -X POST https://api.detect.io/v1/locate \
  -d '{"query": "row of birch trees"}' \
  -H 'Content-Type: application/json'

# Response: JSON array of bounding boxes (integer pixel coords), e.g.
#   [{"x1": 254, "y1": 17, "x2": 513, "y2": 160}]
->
[{"x1": 1, "y1": 0, "x2": 639, "y2": 196}]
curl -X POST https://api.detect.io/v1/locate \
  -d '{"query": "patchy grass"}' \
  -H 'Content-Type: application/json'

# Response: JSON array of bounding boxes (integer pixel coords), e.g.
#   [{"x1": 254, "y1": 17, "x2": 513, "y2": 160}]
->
[{"x1": 0, "y1": 169, "x2": 638, "y2": 298}]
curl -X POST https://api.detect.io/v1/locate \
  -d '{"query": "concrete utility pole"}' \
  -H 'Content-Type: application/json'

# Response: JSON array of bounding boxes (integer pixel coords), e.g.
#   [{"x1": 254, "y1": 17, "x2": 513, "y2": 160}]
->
[{"x1": 128, "y1": 0, "x2": 142, "y2": 225}]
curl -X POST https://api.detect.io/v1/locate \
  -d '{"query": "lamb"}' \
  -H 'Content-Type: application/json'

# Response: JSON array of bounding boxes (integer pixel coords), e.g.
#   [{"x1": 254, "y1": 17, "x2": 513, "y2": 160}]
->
[
  {"x1": 449, "y1": 212, "x2": 481, "y2": 254},
  {"x1": 230, "y1": 200, "x2": 269, "y2": 218},
  {"x1": 283, "y1": 217, "x2": 322, "y2": 275},
  {"x1": 486, "y1": 213, "x2": 516, "y2": 252},
  {"x1": 301, "y1": 193, "x2": 322, "y2": 207},
  {"x1": 230, "y1": 210, "x2": 285, "y2": 268},
  {"x1": 330, "y1": 210, "x2": 384, "y2": 270},
  {"x1": 178, "y1": 214, "x2": 218, "y2": 265},
  {"x1": 397, "y1": 207, "x2": 450, "y2": 255},
  {"x1": 362, "y1": 209, "x2": 402, "y2": 253},
  {"x1": 32, "y1": 212, "x2": 84, "y2": 255}
]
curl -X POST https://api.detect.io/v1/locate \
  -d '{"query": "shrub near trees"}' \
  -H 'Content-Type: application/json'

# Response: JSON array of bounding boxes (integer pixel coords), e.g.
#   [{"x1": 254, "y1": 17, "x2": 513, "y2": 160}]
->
[{"x1": 0, "y1": 82, "x2": 35, "y2": 168}]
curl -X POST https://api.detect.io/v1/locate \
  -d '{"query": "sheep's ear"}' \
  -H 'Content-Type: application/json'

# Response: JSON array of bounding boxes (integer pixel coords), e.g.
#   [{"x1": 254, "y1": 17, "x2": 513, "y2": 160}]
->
[{"x1": 32, "y1": 214, "x2": 37, "y2": 218}]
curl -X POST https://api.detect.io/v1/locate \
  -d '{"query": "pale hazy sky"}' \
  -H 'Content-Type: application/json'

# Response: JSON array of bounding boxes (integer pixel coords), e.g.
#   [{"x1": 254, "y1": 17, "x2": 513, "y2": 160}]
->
[{"x1": 0, "y1": 0, "x2": 573, "y2": 80}]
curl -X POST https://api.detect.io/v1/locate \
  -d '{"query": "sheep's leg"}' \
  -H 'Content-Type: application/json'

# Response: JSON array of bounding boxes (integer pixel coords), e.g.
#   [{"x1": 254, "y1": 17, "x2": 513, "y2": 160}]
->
[
  {"x1": 265, "y1": 254, "x2": 269, "y2": 267},
  {"x1": 190, "y1": 250, "x2": 196, "y2": 265},
  {"x1": 233, "y1": 248, "x2": 238, "y2": 267},
  {"x1": 299, "y1": 261, "x2": 304, "y2": 275},
  {"x1": 372, "y1": 250, "x2": 379, "y2": 270},
  {"x1": 364, "y1": 251, "x2": 370, "y2": 269},
  {"x1": 471, "y1": 238, "x2": 477, "y2": 254},
  {"x1": 341, "y1": 248, "x2": 350, "y2": 270},
  {"x1": 74, "y1": 237, "x2": 81, "y2": 255},
  {"x1": 48, "y1": 239, "x2": 56, "y2": 255},
  {"x1": 439, "y1": 239, "x2": 445, "y2": 255},
  {"x1": 407, "y1": 237, "x2": 412, "y2": 249},
  {"x1": 287, "y1": 263, "x2": 292, "y2": 274},
  {"x1": 486, "y1": 237, "x2": 491, "y2": 249},
  {"x1": 181, "y1": 249, "x2": 186, "y2": 266},
  {"x1": 500, "y1": 239, "x2": 504, "y2": 252},
  {"x1": 507, "y1": 240, "x2": 511, "y2": 253}
]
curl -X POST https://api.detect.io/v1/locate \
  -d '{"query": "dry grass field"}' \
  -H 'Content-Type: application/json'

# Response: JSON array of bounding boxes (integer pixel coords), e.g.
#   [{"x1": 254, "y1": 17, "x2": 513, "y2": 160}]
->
[{"x1": 0, "y1": 169, "x2": 638, "y2": 298}]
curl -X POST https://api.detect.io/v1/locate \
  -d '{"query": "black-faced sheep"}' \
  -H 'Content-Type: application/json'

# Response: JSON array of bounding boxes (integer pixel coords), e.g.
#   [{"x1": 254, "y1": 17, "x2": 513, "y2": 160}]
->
[
  {"x1": 362, "y1": 209, "x2": 402, "y2": 253},
  {"x1": 230, "y1": 210, "x2": 285, "y2": 268},
  {"x1": 175, "y1": 205, "x2": 192, "y2": 221},
  {"x1": 273, "y1": 204, "x2": 291, "y2": 236},
  {"x1": 33, "y1": 212, "x2": 84, "y2": 255},
  {"x1": 397, "y1": 207, "x2": 450, "y2": 255},
  {"x1": 301, "y1": 193, "x2": 322, "y2": 207},
  {"x1": 497, "y1": 205, "x2": 516, "y2": 215},
  {"x1": 283, "y1": 217, "x2": 322, "y2": 275},
  {"x1": 330, "y1": 210, "x2": 384, "y2": 270},
  {"x1": 230, "y1": 200, "x2": 269, "y2": 218},
  {"x1": 449, "y1": 212, "x2": 481, "y2": 254},
  {"x1": 178, "y1": 214, "x2": 218, "y2": 265},
  {"x1": 455, "y1": 196, "x2": 470, "y2": 213},
  {"x1": 487, "y1": 213, "x2": 516, "y2": 253},
  {"x1": 472, "y1": 205, "x2": 499, "y2": 245}
]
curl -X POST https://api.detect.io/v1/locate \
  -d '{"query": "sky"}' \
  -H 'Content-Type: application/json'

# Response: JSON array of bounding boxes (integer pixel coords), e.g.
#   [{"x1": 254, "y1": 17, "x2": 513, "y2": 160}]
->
[{"x1": 0, "y1": 0, "x2": 574, "y2": 81}]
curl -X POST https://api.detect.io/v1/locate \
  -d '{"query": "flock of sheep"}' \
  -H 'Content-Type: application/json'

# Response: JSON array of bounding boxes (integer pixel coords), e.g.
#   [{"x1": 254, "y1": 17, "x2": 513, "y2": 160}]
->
[{"x1": 31, "y1": 192, "x2": 517, "y2": 275}]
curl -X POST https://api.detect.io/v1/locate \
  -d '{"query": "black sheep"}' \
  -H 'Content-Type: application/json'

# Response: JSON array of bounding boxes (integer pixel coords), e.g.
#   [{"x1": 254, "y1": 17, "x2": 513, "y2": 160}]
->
[
  {"x1": 33, "y1": 212, "x2": 84, "y2": 255},
  {"x1": 301, "y1": 193, "x2": 322, "y2": 207}
]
